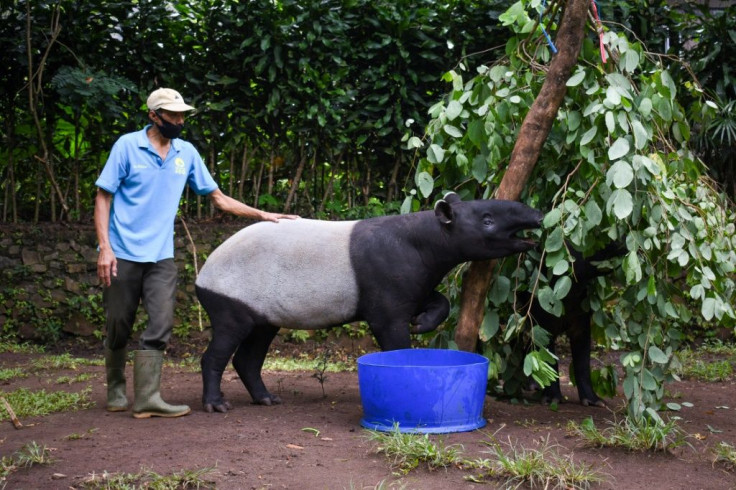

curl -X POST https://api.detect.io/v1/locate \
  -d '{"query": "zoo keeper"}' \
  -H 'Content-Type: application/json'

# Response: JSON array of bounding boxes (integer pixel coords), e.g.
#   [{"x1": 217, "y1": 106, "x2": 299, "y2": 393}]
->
[{"x1": 94, "y1": 87, "x2": 298, "y2": 418}]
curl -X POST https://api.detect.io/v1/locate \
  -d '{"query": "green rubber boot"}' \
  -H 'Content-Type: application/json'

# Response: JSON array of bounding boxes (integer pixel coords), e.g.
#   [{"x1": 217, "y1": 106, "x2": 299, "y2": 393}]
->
[
  {"x1": 105, "y1": 347, "x2": 128, "y2": 412},
  {"x1": 132, "y1": 350, "x2": 190, "y2": 419}
]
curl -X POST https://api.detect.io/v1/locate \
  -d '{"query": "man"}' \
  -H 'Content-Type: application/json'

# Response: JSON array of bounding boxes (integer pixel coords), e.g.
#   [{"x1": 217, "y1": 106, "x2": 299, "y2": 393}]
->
[{"x1": 94, "y1": 87, "x2": 298, "y2": 418}]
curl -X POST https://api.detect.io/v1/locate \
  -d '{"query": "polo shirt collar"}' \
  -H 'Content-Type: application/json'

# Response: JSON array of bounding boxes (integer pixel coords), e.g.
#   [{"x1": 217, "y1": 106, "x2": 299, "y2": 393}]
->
[{"x1": 138, "y1": 124, "x2": 181, "y2": 152}]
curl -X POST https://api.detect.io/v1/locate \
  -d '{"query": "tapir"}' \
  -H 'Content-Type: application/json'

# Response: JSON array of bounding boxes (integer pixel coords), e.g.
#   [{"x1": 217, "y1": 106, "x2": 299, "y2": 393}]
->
[
  {"x1": 522, "y1": 242, "x2": 625, "y2": 407},
  {"x1": 195, "y1": 192, "x2": 544, "y2": 413}
]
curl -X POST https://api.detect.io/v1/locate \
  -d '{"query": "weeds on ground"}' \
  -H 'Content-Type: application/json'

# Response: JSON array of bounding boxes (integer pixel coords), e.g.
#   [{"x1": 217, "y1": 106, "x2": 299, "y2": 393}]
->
[
  {"x1": 80, "y1": 466, "x2": 216, "y2": 489},
  {"x1": 30, "y1": 353, "x2": 101, "y2": 371},
  {"x1": 0, "y1": 386, "x2": 94, "y2": 420},
  {"x1": 264, "y1": 354, "x2": 355, "y2": 372},
  {"x1": 0, "y1": 368, "x2": 27, "y2": 382},
  {"x1": 466, "y1": 435, "x2": 605, "y2": 489},
  {"x1": 567, "y1": 416, "x2": 690, "y2": 452},
  {"x1": 714, "y1": 441, "x2": 736, "y2": 471},
  {"x1": 55, "y1": 373, "x2": 95, "y2": 384},
  {"x1": 366, "y1": 424, "x2": 464, "y2": 475},
  {"x1": 0, "y1": 339, "x2": 44, "y2": 354},
  {"x1": 675, "y1": 341, "x2": 735, "y2": 382},
  {"x1": 345, "y1": 479, "x2": 408, "y2": 489},
  {"x1": 1, "y1": 442, "x2": 54, "y2": 482}
]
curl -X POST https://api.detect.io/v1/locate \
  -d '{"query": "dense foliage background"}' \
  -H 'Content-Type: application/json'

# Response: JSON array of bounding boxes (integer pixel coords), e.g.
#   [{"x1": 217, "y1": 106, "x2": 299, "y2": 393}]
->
[{"x1": 3, "y1": 1, "x2": 734, "y2": 223}]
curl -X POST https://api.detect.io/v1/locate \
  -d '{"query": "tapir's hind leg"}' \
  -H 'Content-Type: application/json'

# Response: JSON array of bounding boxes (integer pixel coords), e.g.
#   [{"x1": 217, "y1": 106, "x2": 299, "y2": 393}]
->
[
  {"x1": 232, "y1": 324, "x2": 280, "y2": 406},
  {"x1": 198, "y1": 288, "x2": 253, "y2": 413}
]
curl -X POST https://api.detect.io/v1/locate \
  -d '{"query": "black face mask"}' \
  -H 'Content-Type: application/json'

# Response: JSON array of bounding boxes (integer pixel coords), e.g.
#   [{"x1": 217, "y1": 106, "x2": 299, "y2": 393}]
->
[{"x1": 155, "y1": 111, "x2": 184, "y2": 139}]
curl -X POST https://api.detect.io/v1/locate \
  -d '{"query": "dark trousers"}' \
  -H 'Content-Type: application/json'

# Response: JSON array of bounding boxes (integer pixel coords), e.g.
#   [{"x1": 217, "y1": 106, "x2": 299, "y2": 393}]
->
[{"x1": 103, "y1": 258, "x2": 177, "y2": 351}]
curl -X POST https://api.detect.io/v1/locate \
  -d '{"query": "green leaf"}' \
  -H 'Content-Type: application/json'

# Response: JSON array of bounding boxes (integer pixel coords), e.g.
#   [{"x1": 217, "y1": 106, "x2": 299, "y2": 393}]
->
[
  {"x1": 648, "y1": 346, "x2": 669, "y2": 364},
  {"x1": 443, "y1": 124, "x2": 464, "y2": 138},
  {"x1": 584, "y1": 200, "x2": 603, "y2": 227},
  {"x1": 608, "y1": 160, "x2": 634, "y2": 189},
  {"x1": 566, "y1": 70, "x2": 586, "y2": 87},
  {"x1": 661, "y1": 70, "x2": 677, "y2": 100},
  {"x1": 622, "y1": 49, "x2": 640, "y2": 73},
  {"x1": 580, "y1": 126, "x2": 598, "y2": 146},
  {"x1": 543, "y1": 208, "x2": 562, "y2": 228},
  {"x1": 415, "y1": 171, "x2": 434, "y2": 198},
  {"x1": 427, "y1": 144, "x2": 445, "y2": 164},
  {"x1": 489, "y1": 275, "x2": 511, "y2": 306},
  {"x1": 479, "y1": 310, "x2": 500, "y2": 341},
  {"x1": 624, "y1": 251, "x2": 642, "y2": 283},
  {"x1": 608, "y1": 137, "x2": 631, "y2": 160},
  {"x1": 638, "y1": 97, "x2": 653, "y2": 117},
  {"x1": 702, "y1": 297, "x2": 716, "y2": 321},
  {"x1": 446, "y1": 100, "x2": 463, "y2": 120},
  {"x1": 607, "y1": 189, "x2": 633, "y2": 219},
  {"x1": 472, "y1": 154, "x2": 488, "y2": 183},
  {"x1": 631, "y1": 120, "x2": 649, "y2": 150},
  {"x1": 544, "y1": 227, "x2": 565, "y2": 252},
  {"x1": 553, "y1": 275, "x2": 572, "y2": 299}
]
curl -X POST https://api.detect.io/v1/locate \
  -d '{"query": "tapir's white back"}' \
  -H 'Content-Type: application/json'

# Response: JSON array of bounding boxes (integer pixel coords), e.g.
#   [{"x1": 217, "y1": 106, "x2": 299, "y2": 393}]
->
[{"x1": 196, "y1": 219, "x2": 359, "y2": 328}]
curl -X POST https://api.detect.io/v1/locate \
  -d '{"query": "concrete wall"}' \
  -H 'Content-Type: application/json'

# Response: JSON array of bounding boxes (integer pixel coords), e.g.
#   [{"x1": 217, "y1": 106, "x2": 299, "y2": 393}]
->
[{"x1": 0, "y1": 222, "x2": 244, "y2": 342}]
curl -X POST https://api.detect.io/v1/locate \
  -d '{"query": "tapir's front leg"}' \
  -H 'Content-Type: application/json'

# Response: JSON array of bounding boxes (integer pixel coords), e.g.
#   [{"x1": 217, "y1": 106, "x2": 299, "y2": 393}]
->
[
  {"x1": 568, "y1": 314, "x2": 605, "y2": 407},
  {"x1": 410, "y1": 290, "x2": 450, "y2": 334}
]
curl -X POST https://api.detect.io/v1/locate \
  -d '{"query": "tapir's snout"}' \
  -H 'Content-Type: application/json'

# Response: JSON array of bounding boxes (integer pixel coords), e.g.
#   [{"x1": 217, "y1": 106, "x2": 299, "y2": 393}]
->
[{"x1": 507, "y1": 207, "x2": 545, "y2": 252}]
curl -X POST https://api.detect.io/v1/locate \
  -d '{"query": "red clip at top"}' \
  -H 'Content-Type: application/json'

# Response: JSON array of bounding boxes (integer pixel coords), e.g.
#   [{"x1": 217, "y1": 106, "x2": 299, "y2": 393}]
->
[{"x1": 591, "y1": 0, "x2": 607, "y2": 63}]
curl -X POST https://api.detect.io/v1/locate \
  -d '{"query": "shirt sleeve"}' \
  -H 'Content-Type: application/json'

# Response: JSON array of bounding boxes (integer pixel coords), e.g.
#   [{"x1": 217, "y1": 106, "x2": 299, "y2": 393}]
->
[
  {"x1": 187, "y1": 149, "x2": 219, "y2": 196},
  {"x1": 95, "y1": 137, "x2": 129, "y2": 194}
]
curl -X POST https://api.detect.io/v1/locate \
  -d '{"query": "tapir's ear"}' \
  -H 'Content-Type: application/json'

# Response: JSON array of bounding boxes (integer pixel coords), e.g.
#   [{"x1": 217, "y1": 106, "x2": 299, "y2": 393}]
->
[
  {"x1": 443, "y1": 192, "x2": 461, "y2": 204},
  {"x1": 434, "y1": 199, "x2": 453, "y2": 225}
]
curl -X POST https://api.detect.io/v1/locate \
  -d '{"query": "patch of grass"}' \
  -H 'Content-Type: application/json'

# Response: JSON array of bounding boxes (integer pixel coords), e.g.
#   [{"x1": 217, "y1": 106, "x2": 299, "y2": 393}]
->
[
  {"x1": 714, "y1": 441, "x2": 736, "y2": 471},
  {"x1": 65, "y1": 428, "x2": 99, "y2": 440},
  {"x1": 1, "y1": 442, "x2": 55, "y2": 481},
  {"x1": 166, "y1": 356, "x2": 201, "y2": 373},
  {"x1": 567, "y1": 416, "x2": 690, "y2": 452},
  {"x1": 0, "y1": 387, "x2": 94, "y2": 420},
  {"x1": 467, "y1": 436, "x2": 605, "y2": 489},
  {"x1": 263, "y1": 354, "x2": 355, "y2": 373},
  {"x1": 54, "y1": 373, "x2": 96, "y2": 385},
  {"x1": 366, "y1": 424, "x2": 464, "y2": 475},
  {"x1": 30, "y1": 353, "x2": 101, "y2": 371},
  {"x1": 80, "y1": 466, "x2": 216, "y2": 489},
  {"x1": 0, "y1": 339, "x2": 44, "y2": 354},
  {"x1": 0, "y1": 367, "x2": 27, "y2": 382},
  {"x1": 676, "y1": 341, "x2": 735, "y2": 382},
  {"x1": 344, "y1": 480, "x2": 407, "y2": 490}
]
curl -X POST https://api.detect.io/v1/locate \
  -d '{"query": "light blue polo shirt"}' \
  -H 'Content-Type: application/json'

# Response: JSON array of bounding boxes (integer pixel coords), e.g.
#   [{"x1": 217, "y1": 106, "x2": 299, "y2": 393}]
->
[{"x1": 96, "y1": 125, "x2": 218, "y2": 262}]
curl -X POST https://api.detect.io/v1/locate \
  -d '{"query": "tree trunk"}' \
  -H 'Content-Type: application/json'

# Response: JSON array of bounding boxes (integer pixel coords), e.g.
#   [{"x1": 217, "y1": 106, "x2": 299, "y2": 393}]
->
[
  {"x1": 284, "y1": 139, "x2": 307, "y2": 213},
  {"x1": 455, "y1": 0, "x2": 591, "y2": 352}
]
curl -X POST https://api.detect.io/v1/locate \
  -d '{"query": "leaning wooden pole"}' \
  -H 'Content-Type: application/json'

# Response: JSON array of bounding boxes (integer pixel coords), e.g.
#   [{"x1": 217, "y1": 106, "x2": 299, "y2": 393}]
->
[{"x1": 455, "y1": 0, "x2": 592, "y2": 352}]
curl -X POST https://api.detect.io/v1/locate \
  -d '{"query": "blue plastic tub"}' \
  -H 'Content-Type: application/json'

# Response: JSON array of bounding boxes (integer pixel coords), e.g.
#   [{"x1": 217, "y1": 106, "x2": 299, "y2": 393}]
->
[{"x1": 357, "y1": 348, "x2": 489, "y2": 434}]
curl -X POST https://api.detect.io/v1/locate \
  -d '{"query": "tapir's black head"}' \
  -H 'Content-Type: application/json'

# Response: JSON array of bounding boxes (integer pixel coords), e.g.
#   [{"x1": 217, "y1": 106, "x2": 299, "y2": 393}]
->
[{"x1": 434, "y1": 193, "x2": 544, "y2": 261}]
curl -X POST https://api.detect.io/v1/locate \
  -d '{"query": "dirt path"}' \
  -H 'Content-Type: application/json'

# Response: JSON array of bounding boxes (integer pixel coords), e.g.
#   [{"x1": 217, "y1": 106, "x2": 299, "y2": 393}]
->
[{"x1": 1, "y1": 349, "x2": 734, "y2": 489}]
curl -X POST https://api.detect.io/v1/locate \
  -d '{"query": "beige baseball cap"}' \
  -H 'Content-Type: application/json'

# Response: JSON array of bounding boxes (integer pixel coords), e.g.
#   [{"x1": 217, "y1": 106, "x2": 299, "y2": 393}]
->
[{"x1": 146, "y1": 88, "x2": 195, "y2": 112}]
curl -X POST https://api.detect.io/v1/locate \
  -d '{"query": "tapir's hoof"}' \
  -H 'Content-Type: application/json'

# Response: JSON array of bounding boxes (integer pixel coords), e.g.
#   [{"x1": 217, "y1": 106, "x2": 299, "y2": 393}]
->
[
  {"x1": 254, "y1": 394, "x2": 282, "y2": 406},
  {"x1": 203, "y1": 397, "x2": 232, "y2": 413},
  {"x1": 542, "y1": 395, "x2": 563, "y2": 406},
  {"x1": 582, "y1": 398, "x2": 606, "y2": 408}
]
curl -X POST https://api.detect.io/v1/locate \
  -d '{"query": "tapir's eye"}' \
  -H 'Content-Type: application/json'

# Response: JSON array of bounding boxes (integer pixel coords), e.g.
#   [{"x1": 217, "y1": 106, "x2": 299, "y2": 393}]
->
[{"x1": 483, "y1": 215, "x2": 494, "y2": 226}]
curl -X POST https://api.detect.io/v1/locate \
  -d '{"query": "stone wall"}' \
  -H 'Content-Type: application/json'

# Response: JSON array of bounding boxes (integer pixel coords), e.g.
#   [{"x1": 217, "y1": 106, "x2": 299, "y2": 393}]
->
[{"x1": 0, "y1": 221, "x2": 245, "y2": 342}]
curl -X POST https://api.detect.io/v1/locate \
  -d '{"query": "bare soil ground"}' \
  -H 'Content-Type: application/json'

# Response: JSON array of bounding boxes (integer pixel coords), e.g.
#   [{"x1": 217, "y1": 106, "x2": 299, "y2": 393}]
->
[{"x1": 1, "y1": 337, "x2": 734, "y2": 490}]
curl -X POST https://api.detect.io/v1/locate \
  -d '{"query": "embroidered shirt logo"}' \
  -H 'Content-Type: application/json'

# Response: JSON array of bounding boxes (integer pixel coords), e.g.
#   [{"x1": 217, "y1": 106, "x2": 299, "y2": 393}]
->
[{"x1": 175, "y1": 158, "x2": 186, "y2": 175}]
